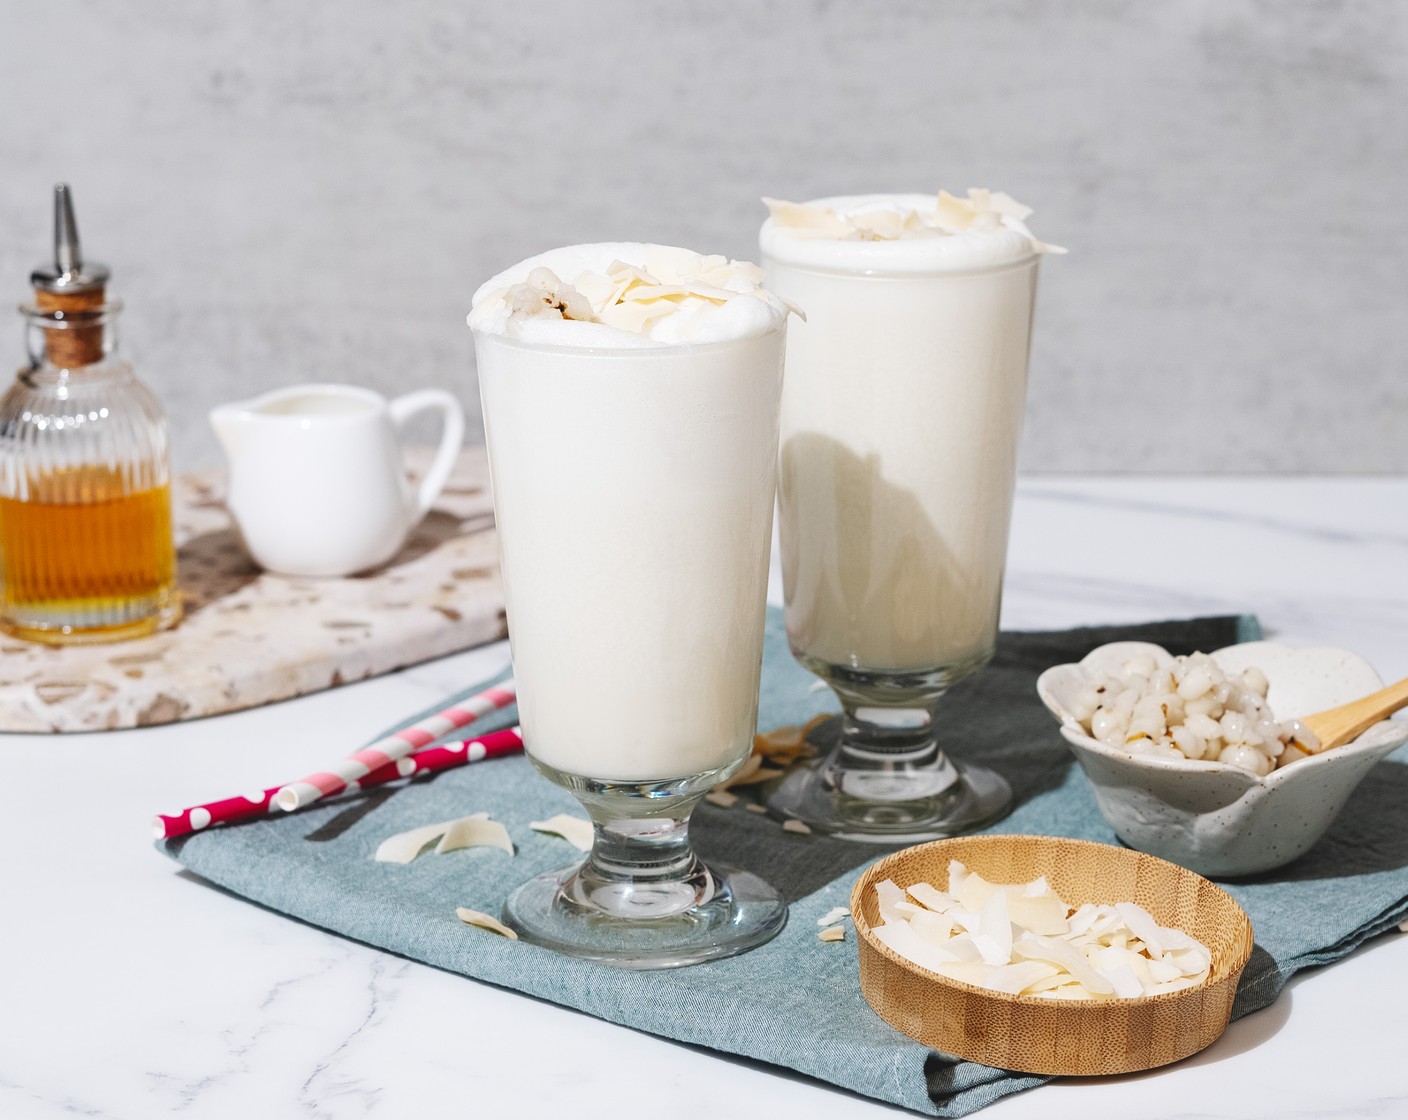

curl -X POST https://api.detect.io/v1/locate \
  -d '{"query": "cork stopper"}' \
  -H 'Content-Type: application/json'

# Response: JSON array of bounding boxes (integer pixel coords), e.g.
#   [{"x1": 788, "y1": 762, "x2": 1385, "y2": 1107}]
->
[{"x1": 31, "y1": 184, "x2": 112, "y2": 367}]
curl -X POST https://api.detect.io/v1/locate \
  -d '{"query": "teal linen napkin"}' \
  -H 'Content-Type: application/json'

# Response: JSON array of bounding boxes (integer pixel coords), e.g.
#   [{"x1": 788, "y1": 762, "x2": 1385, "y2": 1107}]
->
[{"x1": 161, "y1": 612, "x2": 1408, "y2": 1116}]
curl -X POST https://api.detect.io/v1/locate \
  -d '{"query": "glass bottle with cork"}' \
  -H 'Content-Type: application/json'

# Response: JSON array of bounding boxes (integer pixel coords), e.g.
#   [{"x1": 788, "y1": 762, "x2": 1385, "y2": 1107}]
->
[{"x1": 0, "y1": 184, "x2": 181, "y2": 644}]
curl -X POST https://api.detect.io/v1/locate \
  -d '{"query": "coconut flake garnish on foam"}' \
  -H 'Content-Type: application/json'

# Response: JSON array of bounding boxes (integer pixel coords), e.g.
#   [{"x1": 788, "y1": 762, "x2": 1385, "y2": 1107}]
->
[
  {"x1": 763, "y1": 188, "x2": 1067, "y2": 255},
  {"x1": 467, "y1": 243, "x2": 798, "y2": 347}
]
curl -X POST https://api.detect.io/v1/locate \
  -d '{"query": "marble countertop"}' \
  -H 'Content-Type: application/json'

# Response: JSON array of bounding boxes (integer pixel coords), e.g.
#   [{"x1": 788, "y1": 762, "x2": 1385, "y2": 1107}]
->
[{"x1": 2, "y1": 476, "x2": 1405, "y2": 1120}]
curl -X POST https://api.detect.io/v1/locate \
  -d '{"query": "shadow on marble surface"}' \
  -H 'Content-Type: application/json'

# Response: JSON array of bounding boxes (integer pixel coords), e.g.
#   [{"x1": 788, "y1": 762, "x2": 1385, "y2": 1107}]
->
[
  {"x1": 1055, "y1": 981, "x2": 1292, "y2": 1095},
  {"x1": 356, "y1": 509, "x2": 486, "y2": 575},
  {"x1": 181, "y1": 507, "x2": 498, "y2": 592},
  {"x1": 177, "y1": 527, "x2": 261, "y2": 617}
]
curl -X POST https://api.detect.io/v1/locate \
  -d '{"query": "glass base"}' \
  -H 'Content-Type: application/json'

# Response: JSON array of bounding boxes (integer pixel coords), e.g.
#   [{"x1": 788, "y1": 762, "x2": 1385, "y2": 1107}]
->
[
  {"x1": 503, "y1": 758, "x2": 787, "y2": 969},
  {"x1": 504, "y1": 858, "x2": 786, "y2": 969},
  {"x1": 766, "y1": 715, "x2": 1012, "y2": 844},
  {"x1": 1, "y1": 596, "x2": 181, "y2": 646}
]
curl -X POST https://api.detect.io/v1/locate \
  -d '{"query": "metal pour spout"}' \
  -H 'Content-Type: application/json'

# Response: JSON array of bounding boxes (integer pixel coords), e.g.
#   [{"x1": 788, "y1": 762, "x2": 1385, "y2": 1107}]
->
[
  {"x1": 31, "y1": 183, "x2": 110, "y2": 294},
  {"x1": 54, "y1": 183, "x2": 82, "y2": 277}
]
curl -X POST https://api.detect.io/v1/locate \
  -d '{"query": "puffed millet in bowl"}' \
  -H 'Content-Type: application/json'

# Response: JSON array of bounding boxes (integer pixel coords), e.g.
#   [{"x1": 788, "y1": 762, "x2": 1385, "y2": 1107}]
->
[{"x1": 1069, "y1": 652, "x2": 1320, "y2": 776}]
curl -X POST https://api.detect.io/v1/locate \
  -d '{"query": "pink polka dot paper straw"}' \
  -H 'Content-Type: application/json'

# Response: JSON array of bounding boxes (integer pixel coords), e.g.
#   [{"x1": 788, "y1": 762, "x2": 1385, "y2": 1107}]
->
[
  {"x1": 152, "y1": 726, "x2": 524, "y2": 840},
  {"x1": 153, "y1": 784, "x2": 284, "y2": 841},
  {"x1": 274, "y1": 679, "x2": 517, "y2": 812}
]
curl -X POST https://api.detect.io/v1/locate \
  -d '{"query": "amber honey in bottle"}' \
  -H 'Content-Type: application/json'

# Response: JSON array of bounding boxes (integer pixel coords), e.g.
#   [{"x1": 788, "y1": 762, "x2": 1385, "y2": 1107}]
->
[{"x1": 0, "y1": 185, "x2": 181, "y2": 644}]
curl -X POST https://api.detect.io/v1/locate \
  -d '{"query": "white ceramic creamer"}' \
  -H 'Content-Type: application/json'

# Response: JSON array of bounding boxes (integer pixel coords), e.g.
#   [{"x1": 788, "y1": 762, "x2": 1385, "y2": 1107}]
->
[{"x1": 209, "y1": 383, "x2": 464, "y2": 577}]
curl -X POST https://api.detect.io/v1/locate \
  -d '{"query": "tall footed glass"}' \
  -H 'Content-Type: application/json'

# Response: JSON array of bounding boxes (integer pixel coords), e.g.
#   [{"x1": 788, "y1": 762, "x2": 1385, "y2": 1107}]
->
[
  {"x1": 761, "y1": 194, "x2": 1045, "y2": 842},
  {"x1": 473, "y1": 318, "x2": 787, "y2": 968}
]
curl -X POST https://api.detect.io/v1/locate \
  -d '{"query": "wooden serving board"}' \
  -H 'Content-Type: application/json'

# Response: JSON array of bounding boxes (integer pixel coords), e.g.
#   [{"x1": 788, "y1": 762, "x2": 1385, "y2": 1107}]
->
[{"x1": 0, "y1": 448, "x2": 505, "y2": 733}]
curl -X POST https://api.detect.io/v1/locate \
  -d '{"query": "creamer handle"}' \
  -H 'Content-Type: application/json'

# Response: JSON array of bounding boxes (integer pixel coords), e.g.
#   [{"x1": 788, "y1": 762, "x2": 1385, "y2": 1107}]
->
[{"x1": 388, "y1": 389, "x2": 466, "y2": 522}]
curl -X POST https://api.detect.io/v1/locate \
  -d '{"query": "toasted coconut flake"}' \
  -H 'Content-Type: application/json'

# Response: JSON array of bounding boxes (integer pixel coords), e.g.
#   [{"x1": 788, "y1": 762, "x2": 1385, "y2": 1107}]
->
[
  {"x1": 1008, "y1": 889, "x2": 1070, "y2": 936},
  {"x1": 1014, "y1": 934, "x2": 1115, "y2": 996},
  {"x1": 1147, "y1": 957, "x2": 1183, "y2": 984},
  {"x1": 875, "y1": 873, "x2": 1210, "y2": 1001},
  {"x1": 874, "y1": 921, "x2": 961, "y2": 972},
  {"x1": 935, "y1": 189, "x2": 980, "y2": 230},
  {"x1": 744, "y1": 802, "x2": 769, "y2": 815},
  {"x1": 984, "y1": 960, "x2": 1059, "y2": 996},
  {"x1": 763, "y1": 197, "x2": 853, "y2": 236},
  {"x1": 954, "y1": 865, "x2": 1001, "y2": 914},
  {"x1": 908, "y1": 908, "x2": 956, "y2": 944},
  {"x1": 933, "y1": 960, "x2": 994, "y2": 986},
  {"x1": 819, "y1": 925, "x2": 847, "y2": 943},
  {"x1": 1149, "y1": 976, "x2": 1202, "y2": 995},
  {"x1": 375, "y1": 813, "x2": 491, "y2": 864},
  {"x1": 436, "y1": 815, "x2": 515, "y2": 856},
  {"x1": 946, "y1": 906, "x2": 982, "y2": 937},
  {"x1": 719, "y1": 754, "x2": 763, "y2": 789},
  {"x1": 475, "y1": 247, "x2": 794, "y2": 341},
  {"x1": 728, "y1": 765, "x2": 786, "y2": 788},
  {"x1": 782, "y1": 819, "x2": 812, "y2": 834},
  {"x1": 977, "y1": 889, "x2": 1013, "y2": 964},
  {"x1": 596, "y1": 298, "x2": 676, "y2": 334},
  {"x1": 753, "y1": 725, "x2": 801, "y2": 756},
  {"x1": 752, "y1": 713, "x2": 829, "y2": 766},
  {"x1": 455, "y1": 907, "x2": 518, "y2": 940},
  {"x1": 569, "y1": 269, "x2": 617, "y2": 312},
  {"x1": 876, "y1": 879, "x2": 910, "y2": 924},
  {"x1": 1023, "y1": 970, "x2": 1078, "y2": 995},
  {"x1": 941, "y1": 934, "x2": 984, "y2": 963},
  {"x1": 907, "y1": 882, "x2": 956, "y2": 913},
  {"x1": 1104, "y1": 963, "x2": 1145, "y2": 999},
  {"x1": 1034, "y1": 983, "x2": 1091, "y2": 1001},
  {"x1": 1170, "y1": 945, "x2": 1211, "y2": 976},
  {"x1": 848, "y1": 209, "x2": 914, "y2": 240},
  {"x1": 767, "y1": 188, "x2": 1057, "y2": 251},
  {"x1": 988, "y1": 190, "x2": 1035, "y2": 221},
  {"x1": 705, "y1": 789, "x2": 739, "y2": 809},
  {"x1": 817, "y1": 906, "x2": 851, "y2": 927},
  {"x1": 529, "y1": 814, "x2": 594, "y2": 852}
]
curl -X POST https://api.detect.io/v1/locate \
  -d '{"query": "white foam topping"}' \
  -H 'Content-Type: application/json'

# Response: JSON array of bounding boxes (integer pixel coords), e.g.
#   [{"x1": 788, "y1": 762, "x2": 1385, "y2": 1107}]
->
[
  {"x1": 760, "y1": 190, "x2": 1065, "y2": 273},
  {"x1": 468, "y1": 242, "x2": 791, "y2": 348}
]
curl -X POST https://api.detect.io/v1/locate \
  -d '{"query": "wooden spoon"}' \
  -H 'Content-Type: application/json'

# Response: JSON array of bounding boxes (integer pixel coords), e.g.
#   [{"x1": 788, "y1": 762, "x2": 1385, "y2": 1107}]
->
[{"x1": 1300, "y1": 675, "x2": 1408, "y2": 752}]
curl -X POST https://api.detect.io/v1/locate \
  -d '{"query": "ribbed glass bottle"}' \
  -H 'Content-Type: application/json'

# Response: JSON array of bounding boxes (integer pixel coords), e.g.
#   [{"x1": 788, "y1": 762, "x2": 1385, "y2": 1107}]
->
[{"x1": 0, "y1": 302, "x2": 181, "y2": 644}]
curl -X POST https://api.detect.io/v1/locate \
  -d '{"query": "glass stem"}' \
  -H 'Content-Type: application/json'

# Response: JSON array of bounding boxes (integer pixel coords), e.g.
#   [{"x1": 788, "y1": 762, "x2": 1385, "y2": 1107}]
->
[
  {"x1": 827, "y1": 691, "x2": 959, "y2": 801},
  {"x1": 834, "y1": 686, "x2": 945, "y2": 760},
  {"x1": 565, "y1": 794, "x2": 717, "y2": 920}
]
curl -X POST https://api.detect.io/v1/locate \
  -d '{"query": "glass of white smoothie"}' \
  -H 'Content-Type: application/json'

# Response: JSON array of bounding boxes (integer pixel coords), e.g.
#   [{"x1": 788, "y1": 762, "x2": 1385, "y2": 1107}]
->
[
  {"x1": 469, "y1": 244, "x2": 790, "y2": 967},
  {"x1": 759, "y1": 190, "x2": 1062, "y2": 842}
]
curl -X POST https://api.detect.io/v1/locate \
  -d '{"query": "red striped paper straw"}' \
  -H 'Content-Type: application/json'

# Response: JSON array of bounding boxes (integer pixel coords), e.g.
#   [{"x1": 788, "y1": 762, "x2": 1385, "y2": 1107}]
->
[
  {"x1": 152, "y1": 726, "x2": 524, "y2": 840},
  {"x1": 274, "y1": 679, "x2": 517, "y2": 811}
]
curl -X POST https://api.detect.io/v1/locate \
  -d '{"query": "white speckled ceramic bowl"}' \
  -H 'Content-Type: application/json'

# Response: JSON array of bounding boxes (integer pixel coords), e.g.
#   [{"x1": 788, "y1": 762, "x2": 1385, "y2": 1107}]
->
[{"x1": 1037, "y1": 641, "x2": 1408, "y2": 877}]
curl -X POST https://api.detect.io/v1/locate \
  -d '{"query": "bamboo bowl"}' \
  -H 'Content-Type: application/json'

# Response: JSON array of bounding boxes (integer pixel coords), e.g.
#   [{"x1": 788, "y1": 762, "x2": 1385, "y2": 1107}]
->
[{"x1": 850, "y1": 835, "x2": 1254, "y2": 1076}]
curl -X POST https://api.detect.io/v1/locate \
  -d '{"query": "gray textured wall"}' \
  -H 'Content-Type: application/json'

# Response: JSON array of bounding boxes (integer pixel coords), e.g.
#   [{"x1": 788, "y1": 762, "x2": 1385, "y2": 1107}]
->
[{"x1": 2, "y1": 1, "x2": 1405, "y2": 473}]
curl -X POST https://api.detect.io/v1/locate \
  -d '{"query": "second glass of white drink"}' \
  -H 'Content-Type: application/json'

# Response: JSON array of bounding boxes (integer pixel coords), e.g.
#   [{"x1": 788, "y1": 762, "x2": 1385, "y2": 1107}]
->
[
  {"x1": 469, "y1": 244, "x2": 790, "y2": 967},
  {"x1": 759, "y1": 191, "x2": 1061, "y2": 842}
]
